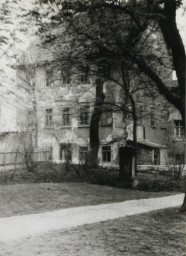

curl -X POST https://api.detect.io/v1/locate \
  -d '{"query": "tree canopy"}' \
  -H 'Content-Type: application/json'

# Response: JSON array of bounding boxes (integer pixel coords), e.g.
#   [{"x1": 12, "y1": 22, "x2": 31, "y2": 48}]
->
[{"x1": 32, "y1": 0, "x2": 185, "y2": 118}]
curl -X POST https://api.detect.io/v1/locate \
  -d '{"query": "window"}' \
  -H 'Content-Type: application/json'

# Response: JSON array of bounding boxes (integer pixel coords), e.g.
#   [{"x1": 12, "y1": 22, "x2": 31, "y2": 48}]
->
[
  {"x1": 62, "y1": 68, "x2": 71, "y2": 84},
  {"x1": 150, "y1": 106, "x2": 155, "y2": 127},
  {"x1": 101, "y1": 111, "x2": 112, "y2": 125},
  {"x1": 175, "y1": 154, "x2": 184, "y2": 165},
  {"x1": 137, "y1": 103, "x2": 144, "y2": 119},
  {"x1": 60, "y1": 144, "x2": 72, "y2": 162},
  {"x1": 174, "y1": 120, "x2": 184, "y2": 138},
  {"x1": 153, "y1": 149, "x2": 160, "y2": 165},
  {"x1": 63, "y1": 107, "x2": 70, "y2": 125},
  {"x1": 46, "y1": 108, "x2": 53, "y2": 126},
  {"x1": 137, "y1": 104, "x2": 144, "y2": 125},
  {"x1": 97, "y1": 64, "x2": 110, "y2": 80},
  {"x1": 79, "y1": 146, "x2": 88, "y2": 163},
  {"x1": 27, "y1": 110, "x2": 34, "y2": 126},
  {"x1": 102, "y1": 146, "x2": 111, "y2": 162},
  {"x1": 46, "y1": 69, "x2": 53, "y2": 87},
  {"x1": 161, "y1": 112, "x2": 167, "y2": 129},
  {"x1": 78, "y1": 66, "x2": 89, "y2": 84},
  {"x1": 79, "y1": 104, "x2": 89, "y2": 125}
]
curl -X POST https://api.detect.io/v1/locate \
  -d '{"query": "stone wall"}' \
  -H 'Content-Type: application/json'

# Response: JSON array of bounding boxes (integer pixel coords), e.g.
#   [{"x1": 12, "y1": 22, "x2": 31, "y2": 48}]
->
[{"x1": 137, "y1": 147, "x2": 153, "y2": 165}]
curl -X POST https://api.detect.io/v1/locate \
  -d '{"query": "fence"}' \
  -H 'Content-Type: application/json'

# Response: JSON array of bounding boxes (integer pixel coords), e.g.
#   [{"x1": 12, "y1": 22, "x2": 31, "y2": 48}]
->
[{"x1": 0, "y1": 150, "x2": 51, "y2": 167}]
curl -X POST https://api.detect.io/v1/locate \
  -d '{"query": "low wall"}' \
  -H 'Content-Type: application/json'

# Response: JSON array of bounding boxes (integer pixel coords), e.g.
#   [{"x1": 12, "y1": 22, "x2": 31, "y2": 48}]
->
[{"x1": 137, "y1": 165, "x2": 185, "y2": 176}]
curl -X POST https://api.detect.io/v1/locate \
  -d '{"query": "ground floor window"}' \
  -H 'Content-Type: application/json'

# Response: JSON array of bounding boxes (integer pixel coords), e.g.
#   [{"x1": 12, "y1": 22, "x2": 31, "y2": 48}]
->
[
  {"x1": 60, "y1": 144, "x2": 72, "y2": 162},
  {"x1": 102, "y1": 146, "x2": 111, "y2": 162},
  {"x1": 153, "y1": 148, "x2": 160, "y2": 165},
  {"x1": 175, "y1": 154, "x2": 184, "y2": 165},
  {"x1": 79, "y1": 146, "x2": 88, "y2": 163}
]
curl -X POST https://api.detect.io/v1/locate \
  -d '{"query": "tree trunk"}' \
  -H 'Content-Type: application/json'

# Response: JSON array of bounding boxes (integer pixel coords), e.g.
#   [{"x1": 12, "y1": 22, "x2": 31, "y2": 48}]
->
[
  {"x1": 33, "y1": 97, "x2": 38, "y2": 148},
  {"x1": 179, "y1": 111, "x2": 186, "y2": 212},
  {"x1": 89, "y1": 78, "x2": 105, "y2": 166},
  {"x1": 158, "y1": 1, "x2": 186, "y2": 213},
  {"x1": 131, "y1": 99, "x2": 137, "y2": 176}
]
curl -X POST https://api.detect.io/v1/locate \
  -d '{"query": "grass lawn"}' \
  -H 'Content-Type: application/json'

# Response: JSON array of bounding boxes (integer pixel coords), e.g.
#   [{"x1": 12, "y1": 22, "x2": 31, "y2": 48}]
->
[
  {"x1": 0, "y1": 182, "x2": 178, "y2": 217},
  {"x1": 1, "y1": 207, "x2": 185, "y2": 256}
]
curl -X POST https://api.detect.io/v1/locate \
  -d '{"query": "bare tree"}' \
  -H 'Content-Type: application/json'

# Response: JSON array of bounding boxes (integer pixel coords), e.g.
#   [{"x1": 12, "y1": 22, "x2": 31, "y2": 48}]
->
[
  {"x1": 17, "y1": 56, "x2": 39, "y2": 147},
  {"x1": 29, "y1": 0, "x2": 186, "y2": 210}
]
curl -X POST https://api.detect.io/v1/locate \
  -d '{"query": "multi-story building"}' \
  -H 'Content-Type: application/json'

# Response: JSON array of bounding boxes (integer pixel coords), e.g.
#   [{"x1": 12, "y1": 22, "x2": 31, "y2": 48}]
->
[{"x1": 16, "y1": 39, "x2": 185, "y2": 167}]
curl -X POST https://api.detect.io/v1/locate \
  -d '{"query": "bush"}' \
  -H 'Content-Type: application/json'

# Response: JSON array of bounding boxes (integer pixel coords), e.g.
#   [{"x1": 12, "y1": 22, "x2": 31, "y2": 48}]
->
[
  {"x1": 0, "y1": 162, "x2": 81, "y2": 184},
  {"x1": 136, "y1": 179, "x2": 182, "y2": 192},
  {"x1": 82, "y1": 168, "x2": 119, "y2": 186},
  {"x1": 0, "y1": 162, "x2": 183, "y2": 193}
]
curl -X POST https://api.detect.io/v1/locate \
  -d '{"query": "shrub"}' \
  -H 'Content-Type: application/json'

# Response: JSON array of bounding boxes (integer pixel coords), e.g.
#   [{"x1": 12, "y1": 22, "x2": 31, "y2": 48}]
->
[
  {"x1": 0, "y1": 162, "x2": 183, "y2": 193},
  {"x1": 82, "y1": 168, "x2": 119, "y2": 186},
  {"x1": 0, "y1": 162, "x2": 81, "y2": 184},
  {"x1": 136, "y1": 179, "x2": 182, "y2": 192}
]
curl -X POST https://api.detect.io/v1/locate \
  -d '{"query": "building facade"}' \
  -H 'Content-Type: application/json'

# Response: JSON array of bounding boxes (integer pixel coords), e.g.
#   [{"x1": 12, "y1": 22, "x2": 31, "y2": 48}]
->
[{"x1": 16, "y1": 39, "x2": 185, "y2": 167}]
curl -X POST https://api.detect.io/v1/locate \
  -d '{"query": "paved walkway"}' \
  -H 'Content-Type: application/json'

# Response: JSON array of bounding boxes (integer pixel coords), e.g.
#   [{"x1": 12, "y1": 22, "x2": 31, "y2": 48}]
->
[{"x1": 0, "y1": 193, "x2": 184, "y2": 243}]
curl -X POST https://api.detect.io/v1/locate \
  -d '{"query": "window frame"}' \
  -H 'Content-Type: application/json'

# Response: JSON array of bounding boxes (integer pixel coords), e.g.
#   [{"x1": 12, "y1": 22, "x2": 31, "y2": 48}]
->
[
  {"x1": 102, "y1": 145, "x2": 111, "y2": 163},
  {"x1": 45, "y1": 108, "x2": 53, "y2": 127},
  {"x1": 60, "y1": 143, "x2": 72, "y2": 162},
  {"x1": 100, "y1": 110, "x2": 113, "y2": 126},
  {"x1": 62, "y1": 107, "x2": 70, "y2": 126},
  {"x1": 174, "y1": 120, "x2": 184, "y2": 138},
  {"x1": 150, "y1": 106, "x2": 156, "y2": 128},
  {"x1": 46, "y1": 69, "x2": 53, "y2": 87},
  {"x1": 27, "y1": 109, "x2": 34, "y2": 127},
  {"x1": 62, "y1": 67, "x2": 71, "y2": 85},
  {"x1": 175, "y1": 153, "x2": 184, "y2": 165},
  {"x1": 79, "y1": 146, "x2": 88, "y2": 163},
  {"x1": 79, "y1": 103, "x2": 89, "y2": 125},
  {"x1": 78, "y1": 65, "x2": 89, "y2": 84},
  {"x1": 97, "y1": 64, "x2": 111, "y2": 80}
]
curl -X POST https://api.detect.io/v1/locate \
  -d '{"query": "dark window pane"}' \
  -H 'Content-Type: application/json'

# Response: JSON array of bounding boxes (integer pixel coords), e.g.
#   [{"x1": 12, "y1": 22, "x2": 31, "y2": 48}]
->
[
  {"x1": 46, "y1": 108, "x2": 53, "y2": 126},
  {"x1": 62, "y1": 68, "x2": 71, "y2": 84},
  {"x1": 63, "y1": 107, "x2": 70, "y2": 125},
  {"x1": 80, "y1": 105, "x2": 89, "y2": 125},
  {"x1": 79, "y1": 146, "x2": 88, "y2": 162},
  {"x1": 101, "y1": 111, "x2": 112, "y2": 125},
  {"x1": 79, "y1": 66, "x2": 89, "y2": 84}
]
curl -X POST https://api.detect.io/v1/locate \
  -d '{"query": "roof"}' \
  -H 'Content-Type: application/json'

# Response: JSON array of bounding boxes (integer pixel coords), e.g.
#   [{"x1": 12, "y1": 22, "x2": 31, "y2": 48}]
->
[
  {"x1": 134, "y1": 140, "x2": 167, "y2": 149},
  {"x1": 102, "y1": 137, "x2": 167, "y2": 149},
  {"x1": 17, "y1": 41, "x2": 55, "y2": 66}
]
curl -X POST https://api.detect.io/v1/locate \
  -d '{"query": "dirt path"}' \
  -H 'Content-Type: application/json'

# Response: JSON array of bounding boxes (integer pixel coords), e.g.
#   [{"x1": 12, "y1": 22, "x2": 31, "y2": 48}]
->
[{"x1": 0, "y1": 193, "x2": 184, "y2": 243}]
